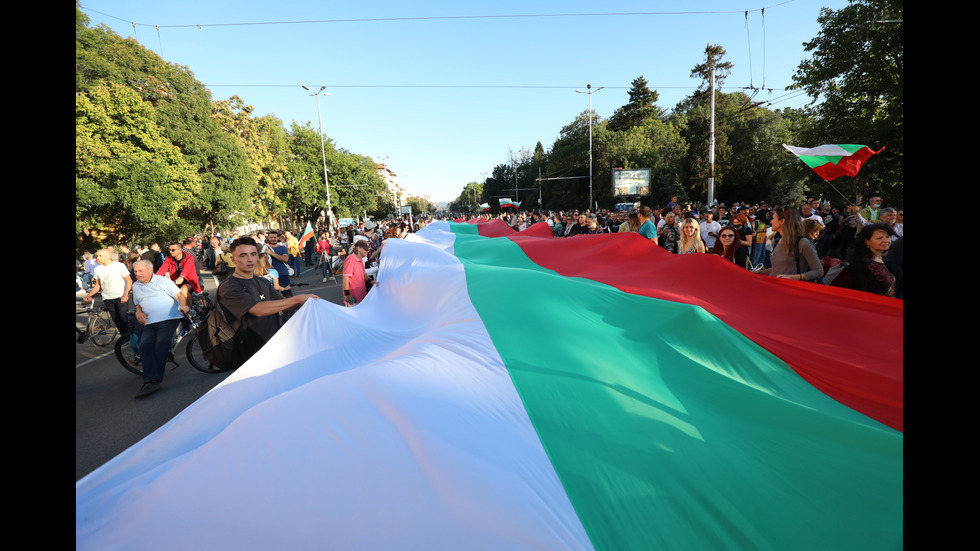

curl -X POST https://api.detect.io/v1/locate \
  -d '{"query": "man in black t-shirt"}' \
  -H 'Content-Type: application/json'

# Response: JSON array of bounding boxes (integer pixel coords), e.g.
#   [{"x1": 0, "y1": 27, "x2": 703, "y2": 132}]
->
[{"x1": 218, "y1": 237, "x2": 321, "y2": 367}]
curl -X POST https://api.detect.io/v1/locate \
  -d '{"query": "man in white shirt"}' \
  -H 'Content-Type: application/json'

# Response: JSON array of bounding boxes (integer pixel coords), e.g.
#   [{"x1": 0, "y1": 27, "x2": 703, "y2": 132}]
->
[
  {"x1": 83, "y1": 248, "x2": 133, "y2": 337},
  {"x1": 700, "y1": 212, "x2": 722, "y2": 250}
]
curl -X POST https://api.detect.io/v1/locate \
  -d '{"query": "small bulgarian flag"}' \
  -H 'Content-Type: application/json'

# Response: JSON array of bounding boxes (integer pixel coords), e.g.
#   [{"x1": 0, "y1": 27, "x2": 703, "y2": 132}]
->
[
  {"x1": 297, "y1": 221, "x2": 315, "y2": 248},
  {"x1": 479, "y1": 202, "x2": 491, "y2": 212},
  {"x1": 783, "y1": 144, "x2": 885, "y2": 180}
]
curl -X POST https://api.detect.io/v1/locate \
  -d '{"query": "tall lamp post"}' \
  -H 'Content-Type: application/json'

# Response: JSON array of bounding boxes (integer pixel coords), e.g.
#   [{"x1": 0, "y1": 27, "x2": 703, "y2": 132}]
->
[
  {"x1": 302, "y1": 85, "x2": 334, "y2": 227},
  {"x1": 575, "y1": 83, "x2": 604, "y2": 211}
]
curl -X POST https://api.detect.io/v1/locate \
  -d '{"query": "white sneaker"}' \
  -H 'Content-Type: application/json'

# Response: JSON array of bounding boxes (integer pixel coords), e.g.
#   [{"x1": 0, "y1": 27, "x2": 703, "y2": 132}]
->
[{"x1": 322, "y1": 277, "x2": 327, "y2": 282}]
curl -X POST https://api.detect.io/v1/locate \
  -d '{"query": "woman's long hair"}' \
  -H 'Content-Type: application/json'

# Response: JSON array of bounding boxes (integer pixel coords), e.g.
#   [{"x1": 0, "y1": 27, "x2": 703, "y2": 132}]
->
[
  {"x1": 679, "y1": 218, "x2": 705, "y2": 253},
  {"x1": 711, "y1": 226, "x2": 738, "y2": 261},
  {"x1": 773, "y1": 206, "x2": 804, "y2": 255},
  {"x1": 255, "y1": 252, "x2": 271, "y2": 278}
]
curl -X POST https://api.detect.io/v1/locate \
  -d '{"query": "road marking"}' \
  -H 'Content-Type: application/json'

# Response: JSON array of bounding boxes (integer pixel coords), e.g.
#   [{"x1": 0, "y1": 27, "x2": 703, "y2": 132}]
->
[{"x1": 76, "y1": 348, "x2": 116, "y2": 369}]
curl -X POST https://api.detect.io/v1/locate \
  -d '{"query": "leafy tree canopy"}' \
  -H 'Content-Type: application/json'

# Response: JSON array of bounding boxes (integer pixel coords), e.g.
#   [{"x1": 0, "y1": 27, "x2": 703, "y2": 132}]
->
[
  {"x1": 76, "y1": 81, "x2": 200, "y2": 244},
  {"x1": 790, "y1": 0, "x2": 902, "y2": 204},
  {"x1": 608, "y1": 76, "x2": 665, "y2": 132}
]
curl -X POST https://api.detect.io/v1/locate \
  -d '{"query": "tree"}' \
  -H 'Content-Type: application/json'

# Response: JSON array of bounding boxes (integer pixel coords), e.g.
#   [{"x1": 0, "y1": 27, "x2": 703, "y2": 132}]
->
[
  {"x1": 608, "y1": 76, "x2": 665, "y2": 132},
  {"x1": 405, "y1": 196, "x2": 437, "y2": 216},
  {"x1": 481, "y1": 163, "x2": 517, "y2": 212},
  {"x1": 76, "y1": 81, "x2": 200, "y2": 245},
  {"x1": 212, "y1": 96, "x2": 290, "y2": 221},
  {"x1": 76, "y1": 8, "x2": 254, "y2": 237},
  {"x1": 543, "y1": 111, "x2": 598, "y2": 209},
  {"x1": 282, "y1": 122, "x2": 334, "y2": 225},
  {"x1": 690, "y1": 44, "x2": 734, "y2": 90},
  {"x1": 791, "y1": 0, "x2": 903, "y2": 203},
  {"x1": 602, "y1": 117, "x2": 688, "y2": 207},
  {"x1": 448, "y1": 182, "x2": 484, "y2": 213}
]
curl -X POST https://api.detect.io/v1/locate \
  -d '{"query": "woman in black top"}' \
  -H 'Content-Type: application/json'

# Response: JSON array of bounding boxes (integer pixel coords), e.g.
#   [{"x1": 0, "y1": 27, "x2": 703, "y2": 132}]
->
[{"x1": 850, "y1": 223, "x2": 896, "y2": 297}]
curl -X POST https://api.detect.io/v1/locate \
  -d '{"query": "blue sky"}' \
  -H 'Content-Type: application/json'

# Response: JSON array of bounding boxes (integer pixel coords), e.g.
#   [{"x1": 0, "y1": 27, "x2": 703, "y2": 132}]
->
[{"x1": 80, "y1": 1, "x2": 848, "y2": 203}]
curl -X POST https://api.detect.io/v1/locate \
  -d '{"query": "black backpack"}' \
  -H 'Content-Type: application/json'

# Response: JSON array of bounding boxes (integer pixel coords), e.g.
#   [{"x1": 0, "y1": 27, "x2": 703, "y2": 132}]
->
[
  {"x1": 200, "y1": 277, "x2": 279, "y2": 371},
  {"x1": 199, "y1": 294, "x2": 246, "y2": 372},
  {"x1": 213, "y1": 253, "x2": 229, "y2": 275}
]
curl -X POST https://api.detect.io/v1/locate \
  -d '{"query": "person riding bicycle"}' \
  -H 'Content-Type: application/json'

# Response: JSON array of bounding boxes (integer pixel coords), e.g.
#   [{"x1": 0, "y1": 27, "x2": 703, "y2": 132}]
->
[
  {"x1": 83, "y1": 248, "x2": 132, "y2": 337},
  {"x1": 131, "y1": 260, "x2": 190, "y2": 399},
  {"x1": 156, "y1": 240, "x2": 202, "y2": 303}
]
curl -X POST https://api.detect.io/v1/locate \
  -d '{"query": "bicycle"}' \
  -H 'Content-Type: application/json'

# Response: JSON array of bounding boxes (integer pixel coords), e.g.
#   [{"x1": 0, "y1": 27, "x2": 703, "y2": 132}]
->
[
  {"x1": 76, "y1": 300, "x2": 118, "y2": 347},
  {"x1": 115, "y1": 291, "x2": 222, "y2": 375}
]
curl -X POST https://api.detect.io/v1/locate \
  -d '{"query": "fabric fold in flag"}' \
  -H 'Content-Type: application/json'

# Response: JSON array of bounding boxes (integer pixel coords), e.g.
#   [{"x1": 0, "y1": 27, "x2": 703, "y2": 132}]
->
[
  {"x1": 76, "y1": 220, "x2": 902, "y2": 551},
  {"x1": 783, "y1": 143, "x2": 885, "y2": 180}
]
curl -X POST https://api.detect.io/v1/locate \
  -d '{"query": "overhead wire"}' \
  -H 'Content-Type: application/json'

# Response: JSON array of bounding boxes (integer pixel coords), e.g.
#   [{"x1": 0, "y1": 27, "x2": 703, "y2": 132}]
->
[
  {"x1": 84, "y1": 3, "x2": 803, "y2": 106},
  {"x1": 84, "y1": 5, "x2": 795, "y2": 30}
]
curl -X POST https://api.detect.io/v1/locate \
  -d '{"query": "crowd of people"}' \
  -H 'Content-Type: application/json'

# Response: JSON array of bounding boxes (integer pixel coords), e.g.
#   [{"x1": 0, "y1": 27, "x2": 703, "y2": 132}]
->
[
  {"x1": 78, "y1": 198, "x2": 901, "y2": 398},
  {"x1": 76, "y1": 218, "x2": 426, "y2": 398},
  {"x1": 447, "y1": 194, "x2": 903, "y2": 299}
]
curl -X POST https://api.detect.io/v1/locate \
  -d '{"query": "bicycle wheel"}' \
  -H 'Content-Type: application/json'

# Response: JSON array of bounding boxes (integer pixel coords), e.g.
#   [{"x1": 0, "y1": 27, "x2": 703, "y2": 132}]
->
[
  {"x1": 185, "y1": 331, "x2": 221, "y2": 374},
  {"x1": 89, "y1": 309, "x2": 117, "y2": 347},
  {"x1": 115, "y1": 334, "x2": 143, "y2": 376}
]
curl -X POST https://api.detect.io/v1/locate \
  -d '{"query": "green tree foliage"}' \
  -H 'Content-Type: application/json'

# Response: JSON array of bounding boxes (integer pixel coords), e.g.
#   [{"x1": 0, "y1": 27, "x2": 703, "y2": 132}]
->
[
  {"x1": 448, "y1": 182, "x2": 484, "y2": 213},
  {"x1": 481, "y1": 163, "x2": 517, "y2": 212},
  {"x1": 212, "y1": 96, "x2": 291, "y2": 220},
  {"x1": 76, "y1": 81, "x2": 200, "y2": 245},
  {"x1": 329, "y1": 149, "x2": 388, "y2": 220},
  {"x1": 723, "y1": 106, "x2": 796, "y2": 204},
  {"x1": 607, "y1": 76, "x2": 665, "y2": 132},
  {"x1": 602, "y1": 118, "x2": 689, "y2": 207},
  {"x1": 283, "y1": 122, "x2": 388, "y2": 224},
  {"x1": 690, "y1": 44, "x2": 734, "y2": 91},
  {"x1": 405, "y1": 196, "x2": 438, "y2": 216},
  {"x1": 77, "y1": 4, "x2": 253, "y2": 240},
  {"x1": 542, "y1": 112, "x2": 595, "y2": 209},
  {"x1": 282, "y1": 122, "x2": 332, "y2": 224},
  {"x1": 791, "y1": 0, "x2": 903, "y2": 203}
]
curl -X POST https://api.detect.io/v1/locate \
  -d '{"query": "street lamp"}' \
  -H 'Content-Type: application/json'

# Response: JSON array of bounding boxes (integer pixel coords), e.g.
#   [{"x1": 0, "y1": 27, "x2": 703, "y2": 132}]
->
[
  {"x1": 575, "y1": 83, "x2": 604, "y2": 210},
  {"x1": 302, "y1": 85, "x2": 334, "y2": 226}
]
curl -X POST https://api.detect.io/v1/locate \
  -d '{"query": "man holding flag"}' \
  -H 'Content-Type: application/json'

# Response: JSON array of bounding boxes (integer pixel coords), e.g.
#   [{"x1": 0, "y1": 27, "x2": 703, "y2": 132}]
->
[{"x1": 300, "y1": 221, "x2": 316, "y2": 268}]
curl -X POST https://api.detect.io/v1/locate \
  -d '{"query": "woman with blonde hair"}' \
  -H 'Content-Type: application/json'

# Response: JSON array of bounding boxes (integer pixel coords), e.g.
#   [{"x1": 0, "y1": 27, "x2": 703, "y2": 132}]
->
[
  {"x1": 256, "y1": 252, "x2": 291, "y2": 293},
  {"x1": 658, "y1": 211, "x2": 680, "y2": 253},
  {"x1": 678, "y1": 217, "x2": 706, "y2": 254},
  {"x1": 756, "y1": 206, "x2": 824, "y2": 281}
]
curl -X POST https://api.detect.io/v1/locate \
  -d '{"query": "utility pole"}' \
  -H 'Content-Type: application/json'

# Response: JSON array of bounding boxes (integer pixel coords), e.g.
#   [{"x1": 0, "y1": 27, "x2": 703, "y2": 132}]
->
[
  {"x1": 707, "y1": 69, "x2": 716, "y2": 206},
  {"x1": 575, "y1": 84, "x2": 604, "y2": 210},
  {"x1": 302, "y1": 85, "x2": 334, "y2": 225}
]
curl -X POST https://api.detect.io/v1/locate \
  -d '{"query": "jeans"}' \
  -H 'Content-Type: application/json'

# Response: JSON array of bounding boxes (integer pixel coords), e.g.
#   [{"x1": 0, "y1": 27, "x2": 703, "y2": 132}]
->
[
  {"x1": 103, "y1": 297, "x2": 131, "y2": 336},
  {"x1": 289, "y1": 254, "x2": 302, "y2": 277},
  {"x1": 139, "y1": 317, "x2": 181, "y2": 384},
  {"x1": 320, "y1": 253, "x2": 334, "y2": 279}
]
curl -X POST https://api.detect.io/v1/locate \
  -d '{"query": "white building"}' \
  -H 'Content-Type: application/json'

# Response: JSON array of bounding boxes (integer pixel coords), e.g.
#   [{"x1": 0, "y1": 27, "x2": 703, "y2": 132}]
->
[{"x1": 376, "y1": 163, "x2": 405, "y2": 211}]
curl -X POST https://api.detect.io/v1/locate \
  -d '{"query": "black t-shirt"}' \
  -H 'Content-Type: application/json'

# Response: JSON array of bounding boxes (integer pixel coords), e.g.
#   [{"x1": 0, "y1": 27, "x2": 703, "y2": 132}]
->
[{"x1": 217, "y1": 275, "x2": 284, "y2": 363}]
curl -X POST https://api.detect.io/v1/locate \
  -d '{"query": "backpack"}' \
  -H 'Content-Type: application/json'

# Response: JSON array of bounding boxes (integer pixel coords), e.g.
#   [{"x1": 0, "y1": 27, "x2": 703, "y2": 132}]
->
[
  {"x1": 213, "y1": 253, "x2": 229, "y2": 275},
  {"x1": 198, "y1": 295, "x2": 246, "y2": 372}
]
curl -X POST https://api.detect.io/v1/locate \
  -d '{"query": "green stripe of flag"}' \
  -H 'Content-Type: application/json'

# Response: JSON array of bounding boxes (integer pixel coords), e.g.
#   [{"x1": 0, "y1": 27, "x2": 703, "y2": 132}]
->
[{"x1": 451, "y1": 229, "x2": 902, "y2": 551}]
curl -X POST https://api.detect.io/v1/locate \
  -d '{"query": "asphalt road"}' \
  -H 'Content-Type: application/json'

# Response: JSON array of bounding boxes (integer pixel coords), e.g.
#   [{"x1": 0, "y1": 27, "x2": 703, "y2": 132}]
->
[{"x1": 76, "y1": 263, "x2": 346, "y2": 482}]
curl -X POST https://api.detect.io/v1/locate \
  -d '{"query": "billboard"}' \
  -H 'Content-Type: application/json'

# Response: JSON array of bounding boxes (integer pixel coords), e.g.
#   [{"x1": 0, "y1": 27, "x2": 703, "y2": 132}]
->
[{"x1": 612, "y1": 168, "x2": 651, "y2": 197}]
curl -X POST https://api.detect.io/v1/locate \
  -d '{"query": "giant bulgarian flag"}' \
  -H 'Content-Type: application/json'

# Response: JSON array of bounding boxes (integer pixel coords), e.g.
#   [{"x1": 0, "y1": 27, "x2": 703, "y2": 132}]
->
[
  {"x1": 783, "y1": 143, "x2": 885, "y2": 180},
  {"x1": 76, "y1": 220, "x2": 902, "y2": 550}
]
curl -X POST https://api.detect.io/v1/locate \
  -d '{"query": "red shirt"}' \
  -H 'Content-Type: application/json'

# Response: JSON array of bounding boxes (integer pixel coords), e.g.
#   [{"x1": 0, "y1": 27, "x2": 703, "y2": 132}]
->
[
  {"x1": 342, "y1": 255, "x2": 367, "y2": 303},
  {"x1": 156, "y1": 253, "x2": 202, "y2": 294}
]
